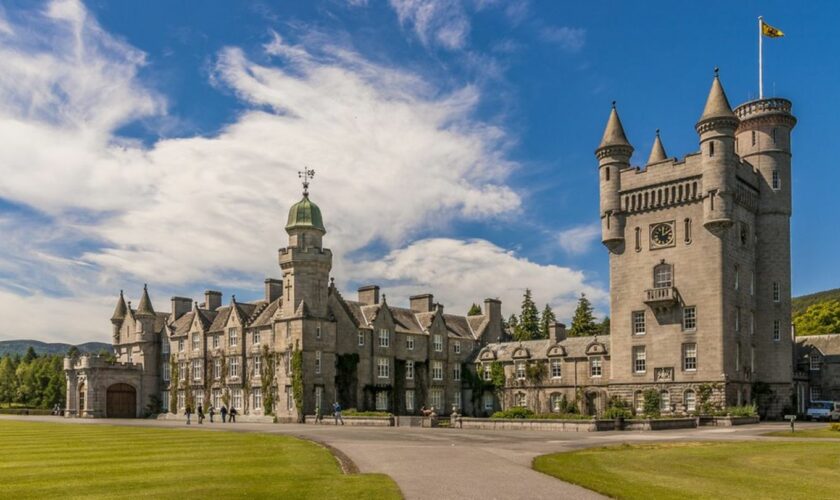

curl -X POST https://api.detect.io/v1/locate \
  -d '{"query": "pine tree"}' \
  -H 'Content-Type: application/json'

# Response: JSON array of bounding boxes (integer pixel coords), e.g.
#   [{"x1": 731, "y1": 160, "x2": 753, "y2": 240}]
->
[
  {"x1": 518, "y1": 289, "x2": 540, "y2": 341},
  {"x1": 599, "y1": 316, "x2": 611, "y2": 336},
  {"x1": 467, "y1": 303, "x2": 483, "y2": 316},
  {"x1": 23, "y1": 347, "x2": 37, "y2": 363},
  {"x1": 569, "y1": 293, "x2": 598, "y2": 337},
  {"x1": 506, "y1": 314, "x2": 519, "y2": 339},
  {"x1": 539, "y1": 304, "x2": 556, "y2": 339}
]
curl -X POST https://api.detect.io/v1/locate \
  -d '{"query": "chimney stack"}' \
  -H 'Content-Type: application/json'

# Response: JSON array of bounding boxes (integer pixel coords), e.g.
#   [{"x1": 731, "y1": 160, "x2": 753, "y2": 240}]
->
[
  {"x1": 171, "y1": 297, "x2": 192, "y2": 321},
  {"x1": 204, "y1": 290, "x2": 222, "y2": 311},
  {"x1": 482, "y1": 298, "x2": 504, "y2": 344},
  {"x1": 265, "y1": 278, "x2": 282, "y2": 303},
  {"x1": 410, "y1": 294, "x2": 434, "y2": 313},
  {"x1": 358, "y1": 285, "x2": 380, "y2": 305},
  {"x1": 549, "y1": 322, "x2": 567, "y2": 342}
]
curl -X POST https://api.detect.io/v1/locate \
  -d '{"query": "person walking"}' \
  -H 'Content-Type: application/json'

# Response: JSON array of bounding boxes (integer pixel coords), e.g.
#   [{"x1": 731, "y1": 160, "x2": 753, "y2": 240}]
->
[
  {"x1": 209, "y1": 405, "x2": 215, "y2": 423},
  {"x1": 229, "y1": 407, "x2": 237, "y2": 423},
  {"x1": 315, "y1": 404, "x2": 323, "y2": 424},
  {"x1": 220, "y1": 405, "x2": 227, "y2": 423},
  {"x1": 197, "y1": 404, "x2": 205, "y2": 424},
  {"x1": 185, "y1": 404, "x2": 192, "y2": 425},
  {"x1": 333, "y1": 401, "x2": 344, "y2": 426}
]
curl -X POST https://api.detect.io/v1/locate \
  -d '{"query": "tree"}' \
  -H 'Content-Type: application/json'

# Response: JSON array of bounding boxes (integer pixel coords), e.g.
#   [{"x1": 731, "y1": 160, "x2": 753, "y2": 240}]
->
[
  {"x1": 467, "y1": 303, "x2": 483, "y2": 316},
  {"x1": 539, "y1": 304, "x2": 556, "y2": 339},
  {"x1": 794, "y1": 300, "x2": 840, "y2": 336},
  {"x1": 506, "y1": 314, "x2": 519, "y2": 339},
  {"x1": 599, "y1": 316, "x2": 611, "y2": 336},
  {"x1": 23, "y1": 347, "x2": 37, "y2": 363},
  {"x1": 516, "y1": 289, "x2": 540, "y2": 341},
  {"x1": 0, "y1": 356, "x2": 16, "y2": 406},
  {"x1": 569, "y1": 293, "x2": 599, "y2": 337},
  {"x1": 66, "y1": 346, "x2": 80, "y2": 358}
]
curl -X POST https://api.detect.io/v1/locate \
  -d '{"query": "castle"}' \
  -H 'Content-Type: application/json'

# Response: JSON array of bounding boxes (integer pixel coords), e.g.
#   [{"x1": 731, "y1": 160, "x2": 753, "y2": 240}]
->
[{"x1": 63, "y1": 72, "x2": 798, "y2": 420}]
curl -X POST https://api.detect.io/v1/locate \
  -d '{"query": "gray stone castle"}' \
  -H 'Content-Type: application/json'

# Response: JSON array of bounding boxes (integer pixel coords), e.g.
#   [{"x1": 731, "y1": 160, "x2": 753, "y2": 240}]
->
[{"x1": 64, "y1": 72, "x2": 798, "y2": 420}]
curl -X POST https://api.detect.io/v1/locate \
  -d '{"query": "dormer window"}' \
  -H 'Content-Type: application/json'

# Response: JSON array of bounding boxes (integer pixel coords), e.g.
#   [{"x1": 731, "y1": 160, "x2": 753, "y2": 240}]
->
[{"x1": 378, "y1": 328, "x2": 389, "y2": 348}]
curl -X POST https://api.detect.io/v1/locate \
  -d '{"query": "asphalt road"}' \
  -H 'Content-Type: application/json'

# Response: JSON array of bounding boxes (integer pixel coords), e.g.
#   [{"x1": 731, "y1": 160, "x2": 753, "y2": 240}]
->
[{"x1": 1, "y1": 415, "x2": 822, "y2": 500}]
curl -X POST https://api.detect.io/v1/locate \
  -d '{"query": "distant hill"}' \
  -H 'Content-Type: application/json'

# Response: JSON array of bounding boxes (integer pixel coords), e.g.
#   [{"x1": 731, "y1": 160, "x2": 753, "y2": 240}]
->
[
  {"x1": 0, "y1": 339, "x2": 112, "y2": 357},
  {"x1": 792, "y1": 288, "x2": 840, "y2": 317}
]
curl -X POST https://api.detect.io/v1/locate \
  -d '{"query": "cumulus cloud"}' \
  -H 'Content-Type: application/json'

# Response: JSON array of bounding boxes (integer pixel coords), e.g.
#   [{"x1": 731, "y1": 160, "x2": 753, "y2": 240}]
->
[
  {"x1": 556, "y1": 223, "x2": 601, "y2": 255},
  {"x1": 539, "y1": 26, "x2": 586, "y2": 52}
]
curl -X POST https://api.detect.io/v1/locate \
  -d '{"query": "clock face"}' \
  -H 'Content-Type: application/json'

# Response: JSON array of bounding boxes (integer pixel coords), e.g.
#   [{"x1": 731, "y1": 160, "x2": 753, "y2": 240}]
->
[{"x1": 651, "y1": 223, "x2": 674, "y2": 247}]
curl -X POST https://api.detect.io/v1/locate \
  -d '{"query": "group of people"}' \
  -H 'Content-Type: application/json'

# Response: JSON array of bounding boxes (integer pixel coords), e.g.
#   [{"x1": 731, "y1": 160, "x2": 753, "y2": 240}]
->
[
  {"x1": 184, "y1": 403, "x2": 237, "y2": 425},
  {"x1": 314, "y1": 401, "x2": 345, "y2": 425}
]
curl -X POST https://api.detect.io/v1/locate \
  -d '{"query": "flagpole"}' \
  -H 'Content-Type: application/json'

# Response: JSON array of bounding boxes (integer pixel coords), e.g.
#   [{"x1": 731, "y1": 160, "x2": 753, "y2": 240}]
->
[{"x1": 758, "y1": 16, "x2": 764, "y2": 99}]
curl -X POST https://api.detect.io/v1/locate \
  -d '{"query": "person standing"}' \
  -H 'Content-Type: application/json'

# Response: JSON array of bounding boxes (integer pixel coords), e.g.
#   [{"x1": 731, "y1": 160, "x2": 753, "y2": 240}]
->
[
  {"x1": 229, "y1": 407, "x2": 237, "y2": 423},
  {"x1": 197, "y1": 404, "x2": 205, "y2": 424},
  {"x1": 333, "y1": 401, "x2": 344, "y2": 426},
  {"x1": 209, "y1": 405, "x2": 215, "y2": 423},
  {"x1": 220, "y1": 405, "x2": 227, "y2": 423},
  {"x1": 185, "y1": 404, "x2": 192, "y2": 425},
  {"x1": 315, "y1": 404, "x2": 323, "y2": 424}
]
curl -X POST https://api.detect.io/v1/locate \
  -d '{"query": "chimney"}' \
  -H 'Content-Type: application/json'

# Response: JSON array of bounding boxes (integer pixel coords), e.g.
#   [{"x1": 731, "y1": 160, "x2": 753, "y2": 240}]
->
[
  {"x1": 549, "y1": 322, "x2": 567, "y2": 342},
  {"x1": 171, "y1": 297, "x2": 192, "y2": 321},
  {"x1": 204, "y1": 290, "x2": 222, "y2": 311},
  {"x1": 358, "y1": 285, "x2": 380, "y2": 305},
  {"x1": 482, "y1": 298, "x2": 503, "y2": 344},
  {"x1": 410, "y1": 294, "x2": 434, "y2": 313},
  {"x1": 265, "y1": 278, "x2": 282, "y2": 303}
]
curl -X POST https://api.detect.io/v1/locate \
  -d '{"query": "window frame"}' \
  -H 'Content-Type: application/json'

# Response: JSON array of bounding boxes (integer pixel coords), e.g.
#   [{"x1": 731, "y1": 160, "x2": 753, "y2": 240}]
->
[
  {"x1": 432, "y1": 360, "x2": 444, "y2": 381},
  {"x1": 515, "y1": 361, "x2": 526, "y2": 381},
  {"x1": 358, "y1": 330, "x2": 365, "y2": 346},
  {"x1": 683, "y1": 343, "x2": 697, "y2": 372},
  {"x1": 684, "y1": 390, "x2": 697, "y2": 412},
  {"x1": 682, "y1": 306, "x2": 697, "y2": 331},
  {"x1": 406, "y1": 335, "x2": 415, "y2": 350},
  {"x1": 378, "y1": 328, "x2": 390, "y2": 348},
  {"x1": 406, "y1": 360, "x2": 414, "y2": 380},
  {"x1": 632, "y1": 311, "x2": 646, "y2": 335},
  {"x1": 653, "y1": 263, "x2": 673, "y2": 289},
  {"x1": 550, "y1": 359, "x2": 562, "y2": 379},
  {"x1": 590, "y1": 357, "x2": 602, "y2": 378},
  {"x1": 433, "y1": 334, "x2": 443, "y2": 352},
  {"x1": 377, "y1": 357, "x2": 390, "y2": 378},
  {"x1": 633, "y1": 346, "x2": 646, "y2": 374},
  {"x1": 773, "y1": 320, "x2": 781, "y2": 342},
  {"x1": 228, "y1": 327, "x2": 238, "y2": 347}
]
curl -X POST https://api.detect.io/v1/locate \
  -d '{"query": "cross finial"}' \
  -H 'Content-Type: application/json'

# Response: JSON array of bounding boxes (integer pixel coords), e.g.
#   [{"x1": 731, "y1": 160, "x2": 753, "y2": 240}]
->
[{"x1": 298, "y1": 168, "x2": 315, "y2": 196}]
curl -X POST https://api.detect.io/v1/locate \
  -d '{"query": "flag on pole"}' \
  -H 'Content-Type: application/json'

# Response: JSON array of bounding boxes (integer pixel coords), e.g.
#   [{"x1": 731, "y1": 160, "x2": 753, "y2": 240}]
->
[{"x1": 761, "y1": 20, "x2": 784, "y2": 38}]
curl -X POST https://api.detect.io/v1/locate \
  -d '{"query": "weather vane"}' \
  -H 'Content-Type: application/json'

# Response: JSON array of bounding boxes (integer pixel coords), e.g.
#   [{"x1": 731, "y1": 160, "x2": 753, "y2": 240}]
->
[{"x1": 298, "y1": 168, "x2": 315, "y2": 196}]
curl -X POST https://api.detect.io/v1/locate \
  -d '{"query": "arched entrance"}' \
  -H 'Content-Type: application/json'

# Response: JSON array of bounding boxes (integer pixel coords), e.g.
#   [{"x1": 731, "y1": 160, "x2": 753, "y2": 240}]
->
[{"x1": 106, "y1": 383, "x2": 136, "y2": 418}]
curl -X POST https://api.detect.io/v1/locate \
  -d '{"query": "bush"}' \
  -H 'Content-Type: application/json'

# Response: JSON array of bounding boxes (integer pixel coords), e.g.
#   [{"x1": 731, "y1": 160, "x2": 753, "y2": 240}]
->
[
  {"x1": 829, "y1": 423, "x2": 840, "y2": 432},
  {"x1": 342, "y1": 408, "x2": 392, "y2": 417},
  {"x1": 491, "y1": 407, "x2": 534, "y2": 419},
  {"x1": 490, "y1": 408, "x2": 590, "y2": 420},
  {"x1": 725, "y1": 404, "x2": 757, "y2": 417},
  {"x1": 603, "y1": 396, "x2": 632, "y2": 419},
  {"x1": 642, "y1": 389, "x2": 661, "y2": 418}
]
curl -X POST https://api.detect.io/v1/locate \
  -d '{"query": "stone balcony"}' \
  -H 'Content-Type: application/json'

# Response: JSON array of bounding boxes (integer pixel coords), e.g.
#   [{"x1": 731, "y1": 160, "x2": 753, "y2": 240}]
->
[{"x1": 644, "y1": 286, "x2": 679, "y2": 308}]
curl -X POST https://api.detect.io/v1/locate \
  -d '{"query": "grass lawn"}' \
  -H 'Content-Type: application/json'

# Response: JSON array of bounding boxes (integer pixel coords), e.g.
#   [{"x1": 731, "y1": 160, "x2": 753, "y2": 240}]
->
[
  {"x1": 534, "y1": 441, "x2": 840, "y2": 500},
  {"x1": 765, "y1": 426, "x2": 840, "y2": 439},
  {"x1": 0, "y1": 420, "x2": 401, "y2": 499}
]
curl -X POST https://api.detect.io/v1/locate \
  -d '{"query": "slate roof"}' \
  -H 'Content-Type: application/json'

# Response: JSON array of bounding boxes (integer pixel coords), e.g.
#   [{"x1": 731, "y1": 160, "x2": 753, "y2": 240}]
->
[
  {"x1": 250, "y1": 298, "x2": 281, "y2": 327},
  {"x1": 796, "y1": 334, "x2": 840, "y2": 357},
  {"x1": 341, "y1": 299, "x2": 482, "y2": 339},
  {"x1": 473, "y1": 336, "x2": 609, "y2": 362}
]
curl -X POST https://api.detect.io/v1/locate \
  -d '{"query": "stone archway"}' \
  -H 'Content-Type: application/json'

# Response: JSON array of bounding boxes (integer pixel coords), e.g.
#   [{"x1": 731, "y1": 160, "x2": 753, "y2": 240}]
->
[{"x1": 106, "y1": 383, "x2": 137, "y2": 418}]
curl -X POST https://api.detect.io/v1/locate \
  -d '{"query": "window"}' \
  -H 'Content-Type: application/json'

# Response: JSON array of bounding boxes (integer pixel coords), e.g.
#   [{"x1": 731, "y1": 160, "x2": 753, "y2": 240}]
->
[
  {"x1": 406, "y1": 360, "x2": 414, "y2": 380},
  {"x1": 315, "y1": 351, "x2": 321, "y2": 374},
  {"x1": 772, "y1": 127, "x2": 777, "y2": 144},
  {"x1": 192, "y1": 360, "x2": 201, "y2": 380},
  {"x1": 406, "y1": 336, "x2": 414, "y2": 350},
  {"x1": 810, "y1": 355, "x2": 821, "y2": 371},
  {"x1": 177, "y1": 391, "x2": 185, "y2": 410},
  {"x1": 192, "y1": 334, "x2": 200, "y2": 351},
  {"x1": 734, "y1": 265, "x2": 740, "y2": 290},
  {"x1": 432, "y1": 360, "x2": 444, "y2": 381},
  {"x1": 683, "y1": 306, "x2": 697, "y2": 331},
  {"x1": 405, "y1": 390, "x2": 415, "y2": 411},
  {"x1": 453, "y1": 392, "x2": 462, "y2": 410},
  {"x1": 550, "y1": 359, "x2": 562, "y2": 379},
  {"x1": 178, "y1": 339, "x2": 185, "y2": 352},
  {"x1": 772, "y1": 170, "x2": 780, "y2": 190},
  {"x1": 633, "y1": 346, "x2": 646, "y2": 373},
  {"x1": 178, "y1": 361, "x2": 186, "y2": 381},
  {"x1": 751, "y1": 130, "x2": 756, "y2": 146},
  {"x1": 433, "y1": 334, "x2": 443, "y2": 352},
  {"x1": 735, "y1": 307, "x2": 741, "y2": 332},
  {"x1": 750, "y1": 312, "x2": 755, "y2": 336},
  {"x1": 430, "y1": 389, "x2": 443, "y2": 410},
  {"x1": 684, "y1": 218, "x2": 692, "y2": 243},
  {"x1": 379, "y1": 329, "x2": 389, "y2": 347},
  {"x1": 253, "y1": 330, "x2": 261, "y2": 345},
  {"x1": 709, "y1": 140, "x2": 715, "y2": 157},
  {"x1": 590, "y1": 357, "x2": 602, "y2": 377},
  {"x1": 161, "y1": 391, "x2": 169, "y2": 411},
  {"x1": 162, "y1": 361, "x2": 170, "y2": 382},
  {"x1": 773, "y1": 282, "x2": 781, "y2": 302},
  {"x1": 660, "y1": 390, "x2": 671, "y2": 412},
  {"x1": 228, "y1": 328, "x2": 238, "y2": 347},
  {"x1": 286, "y1": 387, "x2": 293, "y2": 410},
  {"x1": 515, "y1": 361, "x2": 526, "y2": 381},
  {"x1": 454, "y1": 341, "x2": 461, "y2": 354},
  {"x1": 773, "y1": 320, "x2": 781, "y2": 342},
  {"x1": 482, "y1": 363, "x2": 491, "y2": 381},
  {"x1": 683, "y1": 343, "x2": 697, "y2": 371},
  {"x1": 515, "y1": 392, "x2": 527, "y2": 407},
  {"x1": 377, "y1": 357, "x2": 389, "y2": 378},
  {"x1": 453, "y1": 364, "x2": 461, "y2": 381},
  {"x1": 231, "y1": 389, "x2": 242, "y2": 410},
  {"x1": 635, "y1": 227, "x2": 641, "y2": 252},
  {"x1": 316, "y1": 326, "x2": 321, "y2": 340},
  {"x1": 810, "y1": 387, "x2": 821, "y2": 402},
  {"x1": 740, "y1": 223, "x2": 749, "y2": 246},
  {"x1": 253, "y1": 355, "x2": 261, "y2": 377},
  {"x1": 285, "y1": 322, "x2": 291, "y2": 339},
  {"x1": 213, "y1": 389, "x2": 221, "y2": 409},
  {"x1": 212, "y1": 335, "x2": 220, "y2": 349},
  {"x1": 550, "y1": 393, "x2": 564, "y2": 412},
  {"x1": 736, "y1": 343, "x2": 741, "y2": 372},
  {"x1": 605, "y1": 166, "x2": 610, "y2": 181},
  {"x1": 162, "y1": 341, "x2": 170, "y2": 356},
  {"x1": 632, "y1": 311, "x2": 646, "y2": 335},
  {"x1": 229, "y1": 357, "x2": 240, "y2": 378},
  {"x1": 253, "y1": 388, "x2": 262, "y2": 410},
  {"x1": 654, "y1": 263, "x2": 672, "y2": 288},
  {"x1": 127, "y1": 349, "x2": 133, "y2": 364},
  {"x1": 634, "y1": 391, "x2": 644, "y2": 413},
  {"x1": 483, "y1": 393, "x2": 494, "y2": 412},
  {"x1": 212, "y1": 358, "x2": 221, "y2": 379},
  {"x1": 358, "y1": 331, "x2": 364, "y2": 346},
  {"x1": 315, "y1": 386, "x2": 322, "y2": 411},
  {"x1": 684, "y1": 390, "x2": 697, "y2": 412}
]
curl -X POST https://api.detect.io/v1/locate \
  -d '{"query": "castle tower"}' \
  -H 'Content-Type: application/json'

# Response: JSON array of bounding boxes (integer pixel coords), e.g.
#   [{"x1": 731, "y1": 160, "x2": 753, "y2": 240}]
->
[
  {"x1": 596, "y1": 102, "x2": 633, "y2": 252},
  {"x1": 110, "y1": 290, "x2": 127, "y2": 343}
]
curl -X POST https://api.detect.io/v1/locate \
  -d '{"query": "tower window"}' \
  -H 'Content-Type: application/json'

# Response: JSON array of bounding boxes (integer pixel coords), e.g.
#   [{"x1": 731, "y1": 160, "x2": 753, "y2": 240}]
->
[
  {"x1": 653, "y1": 263, "x2": 672, "y2": 288},
  {"x1": 635, "y1": 227, "x2": 641, "y2": 252},
  {"x1": 772, "y1": 170, "x2": 781, "y2": 190},
  {"x1": 772, "y1": 128, "x2": 777, "y2": 144},
  {"x1": 773, "y1": 282, "x2": 781, "y2": 302},
  {"x1": 735, "y1": 307, "x2": 741, "y2": 332},
  {"x1": 633, "y1": 346, "x2": 646, "y2": 374},
  {"x1": 682, "y1": 306, "x2": 696, "y2": 331},
  {"x1": 773, "y1": 320, "x2": 781, "y2": 341},
  {"x1": 709, "y1": 141, "x2": 715, "y2": 157},
  {"x1": 751, "y1": 130, "x2": 756, "y2": 146},
  {"x1": 605, "y1": 167, "x2": 610, "y2": 181},
  {"x1": 684, "y1": 218, "x2": 692, "y2": 244},
  {"x1": 632, "y1": 311, "x2": 646, "y2": 335},
  {"x1": 683, "y1": 344, "x2": 697, "y2": 371},
  {"x1": 734, "y1": 265, "x2": 740, "y2": 290}
]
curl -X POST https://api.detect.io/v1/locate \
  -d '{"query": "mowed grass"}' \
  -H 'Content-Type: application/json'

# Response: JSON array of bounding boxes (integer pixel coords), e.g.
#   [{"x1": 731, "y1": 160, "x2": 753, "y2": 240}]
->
[
  {"x1": 765, "y1": 426, "x2": 840, "y2": 439},
  {"x1": 0, "y1": 420, "x2": 401, "y2": 499},
  {"x1": 534, "y1": 441, "x2": 840, "y2": 500}
]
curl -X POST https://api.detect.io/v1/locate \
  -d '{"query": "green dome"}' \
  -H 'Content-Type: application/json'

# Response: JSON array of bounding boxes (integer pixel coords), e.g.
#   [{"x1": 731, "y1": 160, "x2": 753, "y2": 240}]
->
[{"x1": 286, "y1": 195, "x2": 325, "y2": 232}]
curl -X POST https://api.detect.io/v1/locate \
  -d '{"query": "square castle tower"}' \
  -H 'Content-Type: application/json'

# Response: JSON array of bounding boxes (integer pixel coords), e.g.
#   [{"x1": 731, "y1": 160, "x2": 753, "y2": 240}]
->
[{"x1": 596, "y1": 72, "x2": 796, "y2": 416}]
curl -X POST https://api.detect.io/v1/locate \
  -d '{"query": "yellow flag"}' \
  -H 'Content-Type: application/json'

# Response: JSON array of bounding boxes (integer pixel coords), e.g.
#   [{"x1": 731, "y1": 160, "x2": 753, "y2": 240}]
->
[{"x1": 762, "y1": 21, "x2": 784, "y2": 38}]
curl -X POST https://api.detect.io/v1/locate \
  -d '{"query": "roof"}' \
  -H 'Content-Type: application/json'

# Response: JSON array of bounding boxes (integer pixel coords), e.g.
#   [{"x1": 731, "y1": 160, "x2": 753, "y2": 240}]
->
[
  {"x1": 697, "y1": 74, "x2": 737, "y2": 124},
  {"x1": 111, "y1": 291, "x2": 127, "y2": 322},
  {"x1": 796, "y1": 334, "x2": 840, "y2": 357},
  {"x1": 474, "y1": 336, "x2": 609, "y2": 362},
  {"x1": 136, "y1": 285, "x2": 155, "y2": 317},
  {"x1": 341, "y1": 300, "x2": 482, "y2": 339},
  {"x1": 647, "y1": 130, "x2": 667, "y2": 164},
  {"x1": 597, "y1": 104, "x2": 632, "y2": 150},
  {"x1": 250, "y1": 298, "x2": 281, "y2": 327},
  {"x1": 286, "y1": 194, "x2": 325, "y2": 233}
]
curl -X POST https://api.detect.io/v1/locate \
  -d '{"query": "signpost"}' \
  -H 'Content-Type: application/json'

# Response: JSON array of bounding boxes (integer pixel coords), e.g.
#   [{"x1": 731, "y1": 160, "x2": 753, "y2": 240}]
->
[{"x1": 785, "y1": 414, "x2": 797, "y2": 433}]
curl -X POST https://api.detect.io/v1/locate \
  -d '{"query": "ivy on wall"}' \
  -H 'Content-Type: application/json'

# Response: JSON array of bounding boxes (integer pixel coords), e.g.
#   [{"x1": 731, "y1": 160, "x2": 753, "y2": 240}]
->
[
  {"x1": 169, "y1": 354, "x2": 178, "y2": 414},
  {"x1": 261, "y1": 345, "x2": 277, "y2": 415},
  {"x1": 291, "y1": 348, "x2": 303, "y2": 422}
]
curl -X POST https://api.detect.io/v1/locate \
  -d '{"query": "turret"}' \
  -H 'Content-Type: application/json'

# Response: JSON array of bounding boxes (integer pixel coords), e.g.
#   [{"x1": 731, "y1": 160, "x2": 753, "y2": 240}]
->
[
  {"x1": 595, "y1": 102, "x2": 633, "y2": 251},
  {"x1": 695, "y1": 69, "x2": 739, "y2": 232},
  {"x1": 110, "y1": 290, "x2": 127, "y2": 342},
  {"x1": 647, "y1": 129, "x2": 667, "y2": 165},
  {"x1": 135, "y1": 284, "x2": 156, "y2": 335}
]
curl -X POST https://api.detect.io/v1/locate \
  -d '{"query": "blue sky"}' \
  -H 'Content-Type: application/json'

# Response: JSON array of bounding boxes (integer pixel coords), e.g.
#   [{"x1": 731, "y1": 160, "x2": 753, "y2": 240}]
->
[{"x1": 0, "y1": 0, "x2": 836, "y2": 343}]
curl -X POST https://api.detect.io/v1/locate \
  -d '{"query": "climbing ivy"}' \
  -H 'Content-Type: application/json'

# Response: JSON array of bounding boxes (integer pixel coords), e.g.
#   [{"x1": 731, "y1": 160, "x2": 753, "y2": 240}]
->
[
  {"x1": 489, "y1": 361, "x2": 506, "y2": 392},
  {"x1": 169, "y1": 354, "x2": 177, "y2": 414},
  {"x1": 261, "y1": 345, "x2": 277, "y2": 415},
  {"x1": 291, "y1": 348, "x2": 303, "y2": 422},
  {"x1": 526, "y1": 361, "x2": 547, "y2": 383}
]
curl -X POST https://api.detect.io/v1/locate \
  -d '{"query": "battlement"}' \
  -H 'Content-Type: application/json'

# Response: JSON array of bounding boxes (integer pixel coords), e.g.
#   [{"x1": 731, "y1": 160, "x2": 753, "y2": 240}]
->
[
  {"x1": 64, "y1": 353, "x2": 141, "y2": 371},
  {"x1": 734, "y1": 98, "x2": 792, "y2": 121}
]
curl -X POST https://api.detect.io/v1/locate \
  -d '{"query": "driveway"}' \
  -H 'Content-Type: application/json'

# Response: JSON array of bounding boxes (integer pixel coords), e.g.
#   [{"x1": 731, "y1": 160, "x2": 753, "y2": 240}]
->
[{"x1": 1, "y1": 416, "x2": 821, "y2": 500}]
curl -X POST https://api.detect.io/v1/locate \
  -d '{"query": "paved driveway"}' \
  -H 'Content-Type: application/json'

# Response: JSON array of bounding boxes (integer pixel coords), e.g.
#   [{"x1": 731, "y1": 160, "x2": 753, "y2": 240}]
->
[{"x1": 1, "y1": 416, "x2": 821, "y2": 500}]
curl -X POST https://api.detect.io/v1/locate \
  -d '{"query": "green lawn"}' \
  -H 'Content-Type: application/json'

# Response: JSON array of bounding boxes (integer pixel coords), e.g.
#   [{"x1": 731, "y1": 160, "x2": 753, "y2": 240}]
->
[
  {"x1": 0, "y1": 420, "x2": 401, "y2": 499},
  {"x1": 765, "y1": 427, "x2": 840, "y2": 439},
  {"x1": 534, "y1": 441, "x2": 840, "y2": 500}
]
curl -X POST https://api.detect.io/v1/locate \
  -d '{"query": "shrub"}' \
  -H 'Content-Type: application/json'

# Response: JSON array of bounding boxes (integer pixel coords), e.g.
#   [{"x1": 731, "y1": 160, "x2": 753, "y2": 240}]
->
[
  {"x1": 829, "y1": 423, "x2": 840, "y2": 432},
  {"x1": 642, "y1": 389, "x2": 661, "y2": 418},
  {"x1": 725, "y1": 404, "x2": 757, "y2": 417},
  {"x1": 489, "y1": 408, "x2": 590, "y2": 420},
  {"x1": 604, "y1": 396, "x2": 632, "y2": 419},
  {"x1": 491, "y1": 407, "x2": 535, "y2": 419},
  {"x1": 342, "y1": 408, "x2": 392, "y2": 417}
]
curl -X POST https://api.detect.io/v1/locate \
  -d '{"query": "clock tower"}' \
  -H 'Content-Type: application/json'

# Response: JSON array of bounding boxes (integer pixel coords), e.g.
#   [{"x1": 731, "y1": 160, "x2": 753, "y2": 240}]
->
[{"x1": 598, "y1": 71, "x2": 795, "y2": 417}]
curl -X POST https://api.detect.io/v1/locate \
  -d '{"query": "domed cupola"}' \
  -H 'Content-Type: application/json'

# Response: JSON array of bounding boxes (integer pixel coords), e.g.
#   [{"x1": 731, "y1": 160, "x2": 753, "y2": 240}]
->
[{"x1": 286, "y1": 194, "x2": 325, "y2": 234}]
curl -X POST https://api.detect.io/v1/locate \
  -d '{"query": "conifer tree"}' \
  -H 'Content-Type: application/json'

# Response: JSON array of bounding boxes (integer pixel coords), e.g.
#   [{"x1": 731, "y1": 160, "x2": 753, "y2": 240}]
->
[
  {"x1": 569, "y1": 293, "x2": 598, "y2": 337},
  {"x1": 506, "y1": 314, "x2": 519, "y2": 340},
  {"x1": 517, "y1": 289, "x2": 540, "y2": 341},
  {"x1": 467, "y1": 303, "x2": 483, "y2": 316},
  {"x1": 539, "y1": 304, "x2": 556, "y2": 339},
  {"x1": 599, "y1": 316, "x2": 611, "y2": 336}
]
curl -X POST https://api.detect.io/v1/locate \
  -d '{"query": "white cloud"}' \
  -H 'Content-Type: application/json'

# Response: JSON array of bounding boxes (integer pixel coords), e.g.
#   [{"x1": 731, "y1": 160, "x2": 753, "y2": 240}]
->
[
  {"x1": 539, "y1": 26, "x2": 586, "y2": 52},
  {"x1": 346, "y1": 238, "x2": 607, "y2": 321},
  {"x1": 388, "y1": 0, "x2": 470, "y2": 50},
  {"x1": 556, "y1": 223, "x2": 601, "y2": 255}
]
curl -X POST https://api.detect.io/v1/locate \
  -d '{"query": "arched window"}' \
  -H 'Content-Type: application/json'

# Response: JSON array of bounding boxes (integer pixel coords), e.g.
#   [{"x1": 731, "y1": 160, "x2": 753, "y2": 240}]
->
[
  {"x1": 709, "y1": 141, "x2": 715, "y2": 157},
  {"x1": 654, "y1": 263, "x2": 672, "y2": 288},
  {"x1": 684, "y1": 390, "x2": 696, "y2": 412},
  {"x1": 660, "y1": 390, "x2": 671, "y2": 412},
  {"x1": 605, "y1": 167, "x2": 610, "y2": 181}
]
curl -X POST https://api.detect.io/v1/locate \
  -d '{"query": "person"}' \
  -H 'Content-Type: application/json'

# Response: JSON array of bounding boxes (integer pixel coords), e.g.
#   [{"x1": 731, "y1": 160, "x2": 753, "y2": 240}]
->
[
  {"x1": 333, "y1": 401, "x2": 344, "y2": 425},
  {"x1": 315, "y1": 404, "x2": 323, "y2": 424},
  {"x1": 185, "y1": 404, "x2": 192, "y2": 425},
  {"x1": 197, "y1": 404, "x2": 205, "y2": 424},
  {"x1": 209, "y1": 405, "x2": 215, "y2": 423},
  {"x1": 53, "y1": 403, "x2": 61, "y2": 416},
  {"x1": 229, "y1": 407, "x2": 237, "y2": 423},
  {"x1": 220, "y1": 405, "x2": 228, "y2": 423}
]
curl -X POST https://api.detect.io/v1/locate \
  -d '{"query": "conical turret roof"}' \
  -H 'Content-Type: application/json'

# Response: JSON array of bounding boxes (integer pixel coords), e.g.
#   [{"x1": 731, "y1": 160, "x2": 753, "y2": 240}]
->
[
  {"x1": 647, "y1": 130, "x2": 667, "y2": 164},
  {"x1": 598, "y1": 102, "x2": 632, "y2": 149},
  {"x1": 698, "y1": 71, "x2": 736, "y2": 123},
  {"x1": 111, "y1": 290, "x2": 127, "y2": 323},
  {"x1": 136, "y1": 284, "x2": 155, "y2": 317}
]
